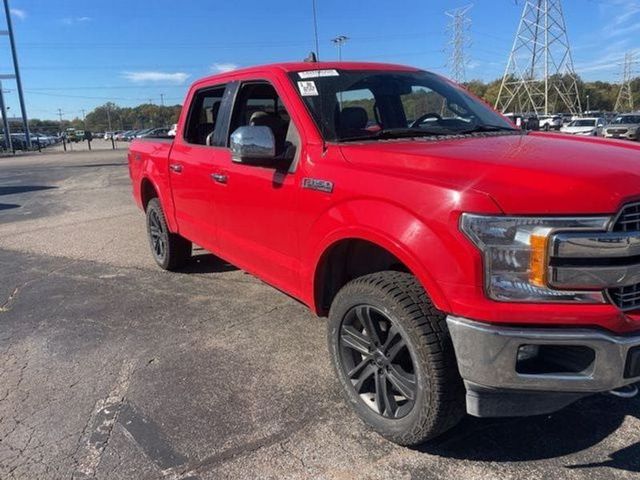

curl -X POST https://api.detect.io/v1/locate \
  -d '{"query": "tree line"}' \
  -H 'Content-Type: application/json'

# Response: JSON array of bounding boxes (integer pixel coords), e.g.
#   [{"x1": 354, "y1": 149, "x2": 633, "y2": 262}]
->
[
  {"x1": 21, "y1": 102, "x2": 182, "y2": 135},
  {"x1": 463, "y1": 76, "x2": 640, "y2": 113}
]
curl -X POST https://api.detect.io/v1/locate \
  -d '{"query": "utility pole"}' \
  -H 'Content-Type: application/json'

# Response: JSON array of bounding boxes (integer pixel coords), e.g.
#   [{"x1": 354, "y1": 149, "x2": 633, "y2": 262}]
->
[
  {"x1": 496, "y1": 0, "x2": 581, "y2": 116},
  {"x1": 2, "y1": 0, "x2": 29, "y2": 147},
  {"x1": 445, "y1": 5, "x2": 472, "y2": 84},
  {"x1": 0, "y1": 80, "x2": 11, "y2": 150},
  {"x1": 81, "y1": 108, "x2": 86, "y2": 128},
  {"x1": 311, "y1": 0, "x2": 320, "y2": 60},
  {"x1": 106, "y1": 103, "x2": 112, "y2": 131},
  {"x1": 57, "y1": 108, "x2": 63, "y2": 123},
  {"x1": 331, "y1": 35, "x2": 349, "y2": 61},
  {"x1": 160, "y1": 93, "x2": 164, "y2": 106},
  {"x1": 614, "y1": 52, "x2": 636, "y2": 113}
]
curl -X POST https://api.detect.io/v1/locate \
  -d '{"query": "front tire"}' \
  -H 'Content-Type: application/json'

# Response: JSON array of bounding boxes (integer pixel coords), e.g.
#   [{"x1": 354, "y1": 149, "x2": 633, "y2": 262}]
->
[
  {"x1": 328, "y1": 271, "x2": 465, "y2": 446},
  {"x1": 146, "y1": 198, "x2": 191, "y2": 270}
]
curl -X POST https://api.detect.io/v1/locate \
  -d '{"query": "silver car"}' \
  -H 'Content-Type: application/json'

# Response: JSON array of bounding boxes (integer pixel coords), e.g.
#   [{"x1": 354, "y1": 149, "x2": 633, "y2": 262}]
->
[{"x1": 602, "y1": 114, "x2": 640, "y2": 141}]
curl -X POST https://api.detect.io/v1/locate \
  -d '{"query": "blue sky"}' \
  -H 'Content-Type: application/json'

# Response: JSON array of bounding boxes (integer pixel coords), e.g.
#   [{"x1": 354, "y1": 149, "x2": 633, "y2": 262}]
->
[{"x1": 1, "y1": 0, "x2": 638, "y2": 120}]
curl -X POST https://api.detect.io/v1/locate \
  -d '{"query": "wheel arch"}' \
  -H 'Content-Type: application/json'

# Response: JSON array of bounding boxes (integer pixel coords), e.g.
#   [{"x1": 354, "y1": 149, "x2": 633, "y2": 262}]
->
[
  {"x1": 140, "y1": 177, "x2": 158, "y2": 211},
  {"x1": 139, "y1": 175, "x2": 179, "y2": 232},
  {"x1": 309, "y1": 228, "x2": 452, "y2": 317}
]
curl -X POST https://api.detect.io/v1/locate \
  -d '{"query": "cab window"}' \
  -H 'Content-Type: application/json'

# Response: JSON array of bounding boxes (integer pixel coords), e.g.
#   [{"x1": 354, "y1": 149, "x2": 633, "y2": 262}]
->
[
  {"x1": 184, "y1": 85, "x2": 226, "y2": 145},
  {"x1": 228, "y1": 81, "x2": 298, "y2": 160}
]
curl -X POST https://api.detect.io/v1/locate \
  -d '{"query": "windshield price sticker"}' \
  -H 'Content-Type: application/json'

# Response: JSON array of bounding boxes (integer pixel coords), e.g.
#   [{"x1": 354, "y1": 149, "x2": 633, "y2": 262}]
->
[
  {"x1": 298, "y1": 81, "x2": 319, "y2": 96},
  {"x1": 298, "y1": 69, "x2": 339, "y2": 79}
]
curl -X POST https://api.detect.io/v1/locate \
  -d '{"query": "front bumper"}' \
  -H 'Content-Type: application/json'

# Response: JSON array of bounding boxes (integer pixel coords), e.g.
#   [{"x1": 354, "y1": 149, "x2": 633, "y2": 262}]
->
[{"x1": 447, "y1": 316, "x2": 640, "y2": 417}]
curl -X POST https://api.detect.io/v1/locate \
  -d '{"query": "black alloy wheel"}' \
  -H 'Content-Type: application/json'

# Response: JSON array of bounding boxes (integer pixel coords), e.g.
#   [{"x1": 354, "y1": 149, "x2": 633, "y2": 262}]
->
[
  {"x1": 339, "y1": 305, "x2": 417, "y2": 419},
  {"x1": 328, "y1": 271, "x2": 465, "y2": 445},
  {"x1": 148, "y1": 207, "x2": 167, "y2": 261},
  {"x1": 145, "y1": 198, "x2": 192, "y2": 270}
]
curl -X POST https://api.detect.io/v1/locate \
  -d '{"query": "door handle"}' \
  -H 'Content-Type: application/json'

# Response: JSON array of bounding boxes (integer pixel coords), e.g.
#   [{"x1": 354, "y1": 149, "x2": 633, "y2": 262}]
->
[
  {"x1": 210, "y1": 173, "x2": 228, "y2": 184},
  {"x1": 169, "y1": 163, "x2": 183, "y2": 173}
]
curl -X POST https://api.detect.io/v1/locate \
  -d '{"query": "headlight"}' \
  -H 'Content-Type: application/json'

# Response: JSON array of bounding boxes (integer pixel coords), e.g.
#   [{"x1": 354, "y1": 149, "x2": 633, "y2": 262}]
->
[{"x1": 460, "y1": 214, "x2": 610, "y2": 303}]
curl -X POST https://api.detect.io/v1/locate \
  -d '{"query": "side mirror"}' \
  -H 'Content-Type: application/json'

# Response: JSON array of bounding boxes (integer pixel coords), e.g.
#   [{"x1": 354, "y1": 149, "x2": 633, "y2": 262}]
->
[{"x1": 230, "y1": 126, "x2": 276, "y2": 164}]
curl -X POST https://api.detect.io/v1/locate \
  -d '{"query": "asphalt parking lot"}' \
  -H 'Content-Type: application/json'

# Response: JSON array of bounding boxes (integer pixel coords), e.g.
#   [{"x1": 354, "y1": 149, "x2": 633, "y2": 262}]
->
[{"x1": 1, "y1": 148, "x2": 640, "y2": 479}]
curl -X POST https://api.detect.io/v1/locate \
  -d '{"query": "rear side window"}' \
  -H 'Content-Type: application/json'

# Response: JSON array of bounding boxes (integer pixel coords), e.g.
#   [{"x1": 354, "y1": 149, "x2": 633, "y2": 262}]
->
[{"x1": 184, "y1": 85, "x2": 226, "y2": 145}]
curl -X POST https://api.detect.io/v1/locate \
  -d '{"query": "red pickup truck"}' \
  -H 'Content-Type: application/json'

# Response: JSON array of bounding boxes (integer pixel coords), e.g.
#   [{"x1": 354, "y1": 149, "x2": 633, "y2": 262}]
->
[{"x1": 129, "y1": 61, "x2": 640, "y2": 446}]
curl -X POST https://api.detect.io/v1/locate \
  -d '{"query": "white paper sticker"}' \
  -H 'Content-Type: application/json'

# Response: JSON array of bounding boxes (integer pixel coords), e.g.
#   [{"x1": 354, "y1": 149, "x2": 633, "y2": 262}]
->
[
  {"x1": 298, "y1": 81, "x2": 319, "y2": 96},
  {"x1": 298, "y1": 69, "x2": 339, "y2": 79}
]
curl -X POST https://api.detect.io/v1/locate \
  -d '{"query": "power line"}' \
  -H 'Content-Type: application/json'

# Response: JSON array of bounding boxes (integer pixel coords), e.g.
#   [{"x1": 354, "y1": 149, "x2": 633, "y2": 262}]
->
[
  {"x1": 496, "y1": 0, "x2": 582, "y2": 115},
  {"x1": 445, "y1": 5, "x2": 473, "y2": 83}
]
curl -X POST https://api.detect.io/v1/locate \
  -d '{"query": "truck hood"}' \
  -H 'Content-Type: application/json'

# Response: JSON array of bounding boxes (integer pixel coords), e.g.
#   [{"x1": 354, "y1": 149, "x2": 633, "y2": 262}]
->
[{"x1": 339, "y1": 132, "x2": 640, "y2": 215}]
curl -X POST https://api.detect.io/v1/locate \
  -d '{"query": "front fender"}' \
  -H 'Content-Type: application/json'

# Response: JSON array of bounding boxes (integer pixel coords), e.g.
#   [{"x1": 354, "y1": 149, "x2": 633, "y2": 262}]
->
[{"x1": 302, "y1": 198, "x2": 473, "y2": 313}]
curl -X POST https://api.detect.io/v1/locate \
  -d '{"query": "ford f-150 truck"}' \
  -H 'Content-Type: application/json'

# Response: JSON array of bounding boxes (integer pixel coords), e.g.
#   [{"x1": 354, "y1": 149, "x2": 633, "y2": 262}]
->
[{"x1": 128, "y1": 61, "x2": 640, "y2": 446}]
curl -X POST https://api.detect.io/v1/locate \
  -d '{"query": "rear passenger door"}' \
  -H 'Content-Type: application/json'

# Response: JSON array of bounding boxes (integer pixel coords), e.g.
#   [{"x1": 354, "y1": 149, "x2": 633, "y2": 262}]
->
[{"x1": 169, "y1": 84, "x2": 230, "y2": 251}]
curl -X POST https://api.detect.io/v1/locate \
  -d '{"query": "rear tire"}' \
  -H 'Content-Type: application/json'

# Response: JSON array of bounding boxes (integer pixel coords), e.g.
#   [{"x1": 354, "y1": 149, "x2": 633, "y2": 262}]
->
[
  {"x1": 327, "y1": 271, "x2": 465, "y2": 446},
  {"x1": 146, "y1": 198, "x2": 191, "y2": 270}
]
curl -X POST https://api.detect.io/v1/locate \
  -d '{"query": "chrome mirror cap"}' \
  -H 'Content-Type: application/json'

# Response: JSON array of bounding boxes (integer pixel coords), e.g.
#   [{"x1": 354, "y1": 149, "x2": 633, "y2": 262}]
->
[{"x1": 230, "y1": 126, "x2": 276, "y2": 163}]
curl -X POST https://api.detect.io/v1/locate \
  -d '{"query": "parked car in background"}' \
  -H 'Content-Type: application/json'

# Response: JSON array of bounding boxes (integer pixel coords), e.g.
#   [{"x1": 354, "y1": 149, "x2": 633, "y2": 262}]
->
[
  {"x1": 104, "y1": 131, "x2": 115, "y2": 140},
  {"x1": 116, "y1": 130, "x2": 134, "y2": 141},
  {"x1": 602, "y1": 114, "x2": 640, "y2": 141},
  {"x1": 560, "y1": 117, "x2": 605, "y2": 136},
  {"x1": 134, "y1": 128, "x2": 154, "y2": 139},
  {"x1": 9, "y1": 133, "x2": 28, "y2": 150},
  {"x1": 538, "y1": 114, "x2": 562, "y2": 131},
  {"x1": 138, "y1": 127, "x2": 170, "y2": 138},
  {"x1": 124, "y1": 130, "x2": 142, "y2": 141}
]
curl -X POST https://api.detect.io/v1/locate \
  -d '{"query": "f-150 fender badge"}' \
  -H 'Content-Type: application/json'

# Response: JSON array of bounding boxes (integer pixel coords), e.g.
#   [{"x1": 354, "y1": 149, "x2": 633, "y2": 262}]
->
[{"x1": 302, "y1": 178, "x2": 334, "y2": 193}]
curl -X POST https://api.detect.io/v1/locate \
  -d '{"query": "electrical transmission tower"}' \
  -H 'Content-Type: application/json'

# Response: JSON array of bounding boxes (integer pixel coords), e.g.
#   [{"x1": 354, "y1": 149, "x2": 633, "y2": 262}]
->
[
  {"x1": 495, "y1": 0, "x2": 581, "y2": 116},
  {"x1": 445, "y1": 5, "x2": 472, "y2": 83},
  {"x1": 615, "y1": 52, "x2": 636, "y2": 113}
]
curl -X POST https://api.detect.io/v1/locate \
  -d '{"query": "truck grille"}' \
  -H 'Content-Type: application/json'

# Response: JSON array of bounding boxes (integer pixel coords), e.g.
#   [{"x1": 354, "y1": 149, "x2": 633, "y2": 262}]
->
[
  {"x1": 609, "y1": 202, "x2": 640, "y2": 310},
  {"x1": 612, "y1": 202, "x2": 640, "y2": 232}
]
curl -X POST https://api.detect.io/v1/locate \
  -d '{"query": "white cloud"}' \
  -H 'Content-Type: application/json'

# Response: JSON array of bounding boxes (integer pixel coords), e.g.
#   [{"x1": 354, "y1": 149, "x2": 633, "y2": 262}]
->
[
  {"x1": 61, "y1": 16, "x2": 92, "y2": 25},
  {"x1": 600, "y1": 1, "x2": 640, "y2": 38},
  {"x1": 211, "y1": 63, "x2": 238, "y2": 73},
  {"x1": 122, "y1": 71, "x2": 190, "y2": 84},
  {"x1": 10, "y1": 8, "x2": 26, "y2": 20}
]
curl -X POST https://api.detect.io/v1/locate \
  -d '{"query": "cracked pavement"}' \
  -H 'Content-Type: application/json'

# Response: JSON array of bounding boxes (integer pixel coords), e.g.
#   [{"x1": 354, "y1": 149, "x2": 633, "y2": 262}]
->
[{"x1": 1, "y1": 148, "x2": 640, "y2": 479}]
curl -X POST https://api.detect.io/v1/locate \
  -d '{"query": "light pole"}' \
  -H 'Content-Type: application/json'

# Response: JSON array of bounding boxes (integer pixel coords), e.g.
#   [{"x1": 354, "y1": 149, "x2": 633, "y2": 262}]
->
[
  {"x1": 3, "y1": 0, "x2": 30, "y2": 148},
  {"x1": 106, "y1": 104, "x2": 112, "y2": 131},
  {"x1": 0, "y1": 80, "x2": 11, "y2": 150},
  {"x1": 331, "y1": 35, "x2": 349, "y2": 61}
]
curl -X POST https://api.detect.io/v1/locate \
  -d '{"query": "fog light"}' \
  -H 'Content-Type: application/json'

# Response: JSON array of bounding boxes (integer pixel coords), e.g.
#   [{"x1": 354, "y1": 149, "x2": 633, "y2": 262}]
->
[{"x1": 517, "y1": 344, "x2": 540, "y2": 362}]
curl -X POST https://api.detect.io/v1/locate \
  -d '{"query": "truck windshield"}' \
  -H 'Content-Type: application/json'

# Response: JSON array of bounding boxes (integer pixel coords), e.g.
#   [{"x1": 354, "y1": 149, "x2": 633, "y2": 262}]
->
[{"x1": 288, "y1": 69, "x2": 516, "y2": 142}]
